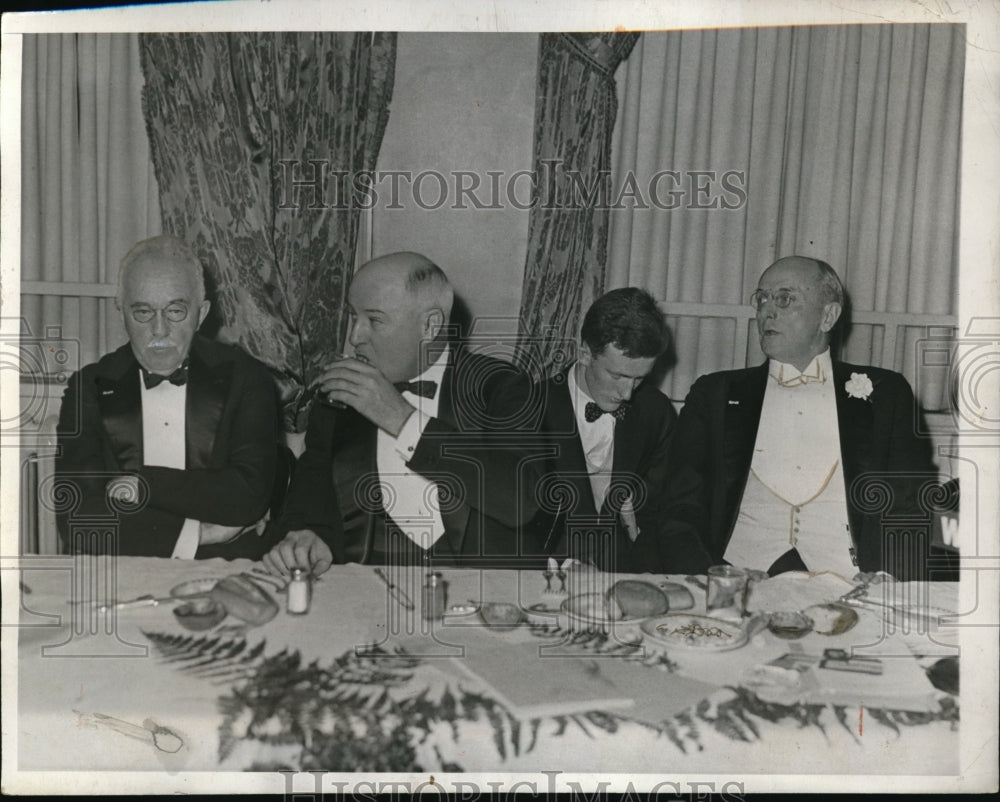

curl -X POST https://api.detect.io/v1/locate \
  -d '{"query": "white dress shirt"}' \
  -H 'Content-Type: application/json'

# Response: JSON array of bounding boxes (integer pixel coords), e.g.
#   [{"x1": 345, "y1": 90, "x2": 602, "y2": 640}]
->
[
  {"x1": 725, "y1": 350, "x2": 856, "y2": 578},
  {"x1": 140, "y1": 376, "x2": 201, "y2": 559},
  {"x1": 566, "y1": 364, "x2": 616, "y2": 512},
  {"x1": 377, "y1": 349, "x2": 449, "y2": 548}
]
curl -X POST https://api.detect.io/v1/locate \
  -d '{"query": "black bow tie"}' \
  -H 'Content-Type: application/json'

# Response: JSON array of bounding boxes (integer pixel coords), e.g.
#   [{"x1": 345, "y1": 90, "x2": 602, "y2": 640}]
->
[
  {"x1": 143, "y1": 364, "x2": 188, "y2": 389},
  {"x1": 584, "y1": 401, "x2": 629, "y2": 423},
  {"x1": 394, "y1": 380, "x2": 438, "y2": 399}
]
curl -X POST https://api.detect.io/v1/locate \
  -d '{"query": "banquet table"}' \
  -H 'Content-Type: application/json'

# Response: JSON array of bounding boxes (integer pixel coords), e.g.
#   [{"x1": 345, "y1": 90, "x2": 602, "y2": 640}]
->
[{"x1": 14, "y1": 557, "x2": 960, "y2": 777}]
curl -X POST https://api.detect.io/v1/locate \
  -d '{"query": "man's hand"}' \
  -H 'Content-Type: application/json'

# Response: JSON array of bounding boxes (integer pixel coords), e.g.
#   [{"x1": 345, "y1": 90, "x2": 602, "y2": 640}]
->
[
  {"x1": 261, "y1": 529, "x2": 333, "y2": 577},
  {"x1": 620, "y1": 495, "x2": 640, "y2": 543},
  {"x1": 199, "y1": 511, "x2": 269, "y2": 546},
  {"x1": 199, "y1": 522, "x2": 245, "y2": 545},
  {"x1": 106, "y1": 475, "x2": 140, "y2": 504},
  {"x1": 312, "y1": 358, "x2": 415, "y2": 436}
]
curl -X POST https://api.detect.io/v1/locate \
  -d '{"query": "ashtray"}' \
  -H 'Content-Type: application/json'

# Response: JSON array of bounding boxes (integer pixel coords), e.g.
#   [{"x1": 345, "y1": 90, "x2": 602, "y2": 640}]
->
[
  {"x1": 767, "y1": 611, "x2": 814, "y2": 639},
  {"x1": 804, "y1": 603, "x2": 859, "y2": 636},
  {"x1": 173, "y1": 598, "x2": 227, "y2": 631}
]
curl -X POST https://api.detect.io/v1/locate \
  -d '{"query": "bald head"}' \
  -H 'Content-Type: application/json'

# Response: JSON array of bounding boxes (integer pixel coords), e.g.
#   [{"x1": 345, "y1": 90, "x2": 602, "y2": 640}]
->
[
  {"x1": 347, "y1": 252, "x2": 454, "y2": 382},
  {"x1": 754, "y1": 255, "x2": 843, "y2": 370},
  {"x1": 359, "y1": 252, "x2": 454, "y2": 317}
]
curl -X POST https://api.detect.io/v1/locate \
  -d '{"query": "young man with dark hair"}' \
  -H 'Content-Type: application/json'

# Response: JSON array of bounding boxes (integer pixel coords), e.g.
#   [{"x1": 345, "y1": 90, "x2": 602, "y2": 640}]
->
[{"x1": 519, "y1": 287, "x2": 678, "y2": 571}]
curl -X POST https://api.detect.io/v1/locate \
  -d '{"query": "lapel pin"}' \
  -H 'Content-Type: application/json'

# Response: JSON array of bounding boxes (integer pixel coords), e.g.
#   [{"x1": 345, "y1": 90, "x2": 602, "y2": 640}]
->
[
  {"x1": 101, "y1": 390, "x2": 115, "y2": 395},
  {"x1": 728, "y1": 400, "x2": 740, "y2": 405}
]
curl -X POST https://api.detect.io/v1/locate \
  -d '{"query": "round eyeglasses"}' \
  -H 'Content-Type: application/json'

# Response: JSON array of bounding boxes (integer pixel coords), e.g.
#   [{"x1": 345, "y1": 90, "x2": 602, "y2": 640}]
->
[
  {"x1": 749, "y1": 289, "x2": 797, "y2": 310},
  {"x1": 130, "y1": 304, "x2": 189, "y2": 324}
]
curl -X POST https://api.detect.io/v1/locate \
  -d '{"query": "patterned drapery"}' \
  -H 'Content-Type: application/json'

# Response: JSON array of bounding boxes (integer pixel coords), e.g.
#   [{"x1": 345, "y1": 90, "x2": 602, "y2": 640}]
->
[
  {"x1": 140, "y1": 33, "x2": 396, "y2": 430},
  {"x1": 517, "y1": 33, "x2": 639, "y2": 378}
]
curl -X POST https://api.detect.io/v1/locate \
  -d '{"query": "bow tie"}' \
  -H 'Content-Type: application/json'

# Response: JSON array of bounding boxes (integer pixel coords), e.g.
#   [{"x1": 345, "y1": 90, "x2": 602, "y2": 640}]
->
[
  {"x1": 142, "y1": 364, "x2": 188, "y2": 389},
  {"x1": 394, "y1": 380, "x2": 438, "y2": 399},
  {"x1": 584, "y1": 401, "x2": 629, "y2": 423},
  {"x1": 772, "y1": 372, "x2": 825, "y2": 388}
]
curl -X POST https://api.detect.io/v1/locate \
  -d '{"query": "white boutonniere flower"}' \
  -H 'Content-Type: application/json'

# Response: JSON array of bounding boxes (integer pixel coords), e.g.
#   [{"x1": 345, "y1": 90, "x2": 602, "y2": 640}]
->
[{"x1": 845, "y1": 372, "x2": 874, "y2": 401}]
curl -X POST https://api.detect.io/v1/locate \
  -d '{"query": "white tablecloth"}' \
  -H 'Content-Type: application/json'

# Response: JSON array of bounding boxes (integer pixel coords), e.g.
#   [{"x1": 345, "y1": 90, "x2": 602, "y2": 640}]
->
[{"x1": 14, "y1": 558, "x2": 960, "y2": 778}]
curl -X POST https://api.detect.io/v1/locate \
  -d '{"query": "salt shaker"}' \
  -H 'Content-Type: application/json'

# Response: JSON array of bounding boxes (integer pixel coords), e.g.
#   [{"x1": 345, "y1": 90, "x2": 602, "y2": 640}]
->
[
  {"x1": 422, "y1": 572, "x2": 447, "y2": 620},
  {"x1": 287, "y1": 568, "x2": 311, "y2": 615}
]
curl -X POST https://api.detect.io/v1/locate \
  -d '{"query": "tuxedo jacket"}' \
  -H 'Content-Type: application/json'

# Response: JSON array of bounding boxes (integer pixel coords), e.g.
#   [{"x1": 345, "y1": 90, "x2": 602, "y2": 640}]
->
[
  {"x1": 55, "y1": 335, "x2": 280, "y2": 558},
  {"x1": 517, "y1": 372, "x2": 678, "y2": 572},
  {"x1": 643, "y1": 361, "x2": 940, "y2": 579},
  {"x1": 276, "y1": 348, "x2": 543, "y2": 568}
]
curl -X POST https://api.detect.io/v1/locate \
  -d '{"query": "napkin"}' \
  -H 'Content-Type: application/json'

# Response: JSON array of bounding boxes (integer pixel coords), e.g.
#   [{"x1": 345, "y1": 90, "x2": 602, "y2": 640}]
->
[
  {"x1": 442, "y1": 638, "x2": 718, "y2": 723},
  {"x1": 746, "y1": 571, "x2": 855, "y2": 614}
]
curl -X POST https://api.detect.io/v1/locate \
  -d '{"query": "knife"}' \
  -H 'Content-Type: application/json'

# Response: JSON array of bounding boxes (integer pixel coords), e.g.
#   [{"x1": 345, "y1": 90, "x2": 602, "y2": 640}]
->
[
  {"x1": 92, "y1": 594, "x2": 178, "y2": 612},
  {"x1": 373, "y1": 567, "x2": 415, "y2": 610}
]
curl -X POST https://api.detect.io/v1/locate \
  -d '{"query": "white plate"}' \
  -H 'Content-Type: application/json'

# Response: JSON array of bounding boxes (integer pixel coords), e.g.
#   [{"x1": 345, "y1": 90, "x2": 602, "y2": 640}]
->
[{"x1": 641, "y1": 614, "x2": 749, "y2": 651}]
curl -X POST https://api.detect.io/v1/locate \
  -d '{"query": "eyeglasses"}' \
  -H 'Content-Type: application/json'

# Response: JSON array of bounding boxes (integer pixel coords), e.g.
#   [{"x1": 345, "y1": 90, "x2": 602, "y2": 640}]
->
[
  {"x1": 130, "y1": 304, "x2": 189, "y2": 324},
  {"x1": 749, "y1": 289, "x2": 799, "y2": 310}
]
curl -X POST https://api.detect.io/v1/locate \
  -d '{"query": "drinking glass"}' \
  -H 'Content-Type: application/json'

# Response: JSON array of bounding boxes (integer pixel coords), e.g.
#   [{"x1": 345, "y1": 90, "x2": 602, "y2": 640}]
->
[{"x1": 706, "y1": 565, "x2": 749, "y2": 620}]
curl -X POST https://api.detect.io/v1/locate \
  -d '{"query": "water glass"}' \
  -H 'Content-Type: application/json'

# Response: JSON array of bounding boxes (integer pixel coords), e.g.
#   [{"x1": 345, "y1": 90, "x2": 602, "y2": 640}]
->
[{"x1": 706, "y1": 565, "x2": 749, "y2": 620}]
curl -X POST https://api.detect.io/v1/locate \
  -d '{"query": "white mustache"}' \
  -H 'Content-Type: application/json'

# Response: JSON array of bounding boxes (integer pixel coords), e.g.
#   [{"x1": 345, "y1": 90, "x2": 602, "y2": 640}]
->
[{"x1": 148, "y1": 340, "x2": 172, "y2": 348}]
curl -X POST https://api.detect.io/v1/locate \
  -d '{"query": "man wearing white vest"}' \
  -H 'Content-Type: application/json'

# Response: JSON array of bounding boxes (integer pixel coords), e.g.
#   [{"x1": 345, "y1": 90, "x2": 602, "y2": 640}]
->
[{"x1": 642, "y1": 255, "x2": 939, "y2": 580}]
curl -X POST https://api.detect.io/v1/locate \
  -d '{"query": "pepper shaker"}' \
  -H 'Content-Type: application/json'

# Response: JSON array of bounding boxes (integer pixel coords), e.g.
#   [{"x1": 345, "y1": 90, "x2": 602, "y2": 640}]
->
[
  {"x1": 287, "y1": 568, "x2": 312, "y2": 615},
  {"x1": 422, "y1": 572, "x2": 447, "y2": 620}
]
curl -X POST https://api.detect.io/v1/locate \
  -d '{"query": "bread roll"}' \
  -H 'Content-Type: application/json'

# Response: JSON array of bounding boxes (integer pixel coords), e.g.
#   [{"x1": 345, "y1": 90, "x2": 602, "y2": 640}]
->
[
  {"x1": 607, "y1": 579, "x2": 669, "y2": 618},
  {"x1": 210, "y1": 575, "x2": 279, "y2": 625}
]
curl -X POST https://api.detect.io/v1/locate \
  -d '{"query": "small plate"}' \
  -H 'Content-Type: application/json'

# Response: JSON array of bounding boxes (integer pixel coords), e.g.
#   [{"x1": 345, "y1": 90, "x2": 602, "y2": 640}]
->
[
  {"x1": 526, "y1": 601, "x2": 563, "y2": 614},
  {"x1": 641, "y1": 614, "x2": 749, "y2": 651},
  {"x1": 767, "y1": 611, "x2": 814, "y2": 639},
  {"x1": 170, "y1": 578, "x2": 219, "y2": 599},
  {"x1": 173, "y1": 598, "x2": 226, "y2": 631}
]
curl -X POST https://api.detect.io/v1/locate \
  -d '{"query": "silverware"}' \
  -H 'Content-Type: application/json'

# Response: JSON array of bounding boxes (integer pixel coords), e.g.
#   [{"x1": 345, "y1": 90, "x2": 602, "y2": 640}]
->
[
  {"x1": 841, "y1": 594, "x2": 948, "y2": 623},
  {"x1": 685, "y1": 575, "x2": 708, "y2": 591},
  {"x1": 96, "y1": 594, "x2": 177, "y2": 612},
  {"x1": 74, "y1": 709, "x2": 184, "y2": 753},
  {"x1": 373, "y1": 567, "x2": 415, "y2": 610}
]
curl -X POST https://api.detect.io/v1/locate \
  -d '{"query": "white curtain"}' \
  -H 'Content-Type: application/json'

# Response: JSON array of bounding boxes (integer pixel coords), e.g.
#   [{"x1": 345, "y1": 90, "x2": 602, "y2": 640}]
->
[
  {"x1": 608, "y1": 24, "x2": 962, "y2": 410},
  {"x1": 21, "y1": 33, "x2": 161, "y2": 370}
]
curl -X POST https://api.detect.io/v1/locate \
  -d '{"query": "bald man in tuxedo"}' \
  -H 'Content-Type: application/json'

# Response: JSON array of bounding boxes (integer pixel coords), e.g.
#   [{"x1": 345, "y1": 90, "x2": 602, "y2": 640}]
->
[
  {"x1": 264, "y1": 252, "x2": 540, "y2": 575},
  {"x1": 644, "y1": 256, "x2": 940, "y2": 580}
]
